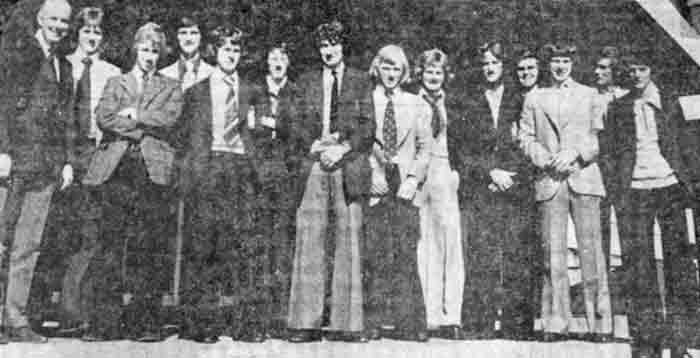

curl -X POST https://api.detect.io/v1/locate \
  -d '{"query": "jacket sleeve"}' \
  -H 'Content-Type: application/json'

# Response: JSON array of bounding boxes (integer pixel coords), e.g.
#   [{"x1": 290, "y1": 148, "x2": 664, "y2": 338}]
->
[
  {"x1": 519, "y1": 92, "x2": 553, "y2": 169},
  {"x1": 406, "y1": 100, "x2": 432, "y2": 183},
  {"x1": 96, "y1": 77, "x2": 143, "y2": 140},
  {"x1": 574, "y1": 92, "x2": 604, "y2": 164},
  {"x1": 137, "y1": 82, "x2": 183, "y2": 130}
]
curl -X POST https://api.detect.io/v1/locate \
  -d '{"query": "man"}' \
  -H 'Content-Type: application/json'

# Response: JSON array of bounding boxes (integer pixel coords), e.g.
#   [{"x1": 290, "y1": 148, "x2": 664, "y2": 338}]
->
[
  {"x1": 286, "y1": 21, "x2": 374, "y2": 343},
  {"x1": 178, "y1": 25, "x2": 268, "y2": 344},
  {"x1": 0, "y1": 0, "x2": 75, "y2": 344},
  {"x1": 160, "y1": 15, "x2": 214, "y2": 90},
  {"x1": 519, "y1": 43, "x2": 612, "y2": 341},
  {"x1": 451, "y1": 42, "x2": 536, "y2": 340},
  {"x1": 363, "y1": 44, "x2": 431, "y2": 342},
  {"x1": 601, "y1": 49, "x2": 698, "y2": 358},
  {"x1": 250, "y1": 42, "x2": 298, "y2": 338},
  {"x1": 38, "y1": 7, "x2": 121, "y2": 334},
  {"x1": 81, "y1": 22, "x2": 183, "y2": 342},
  {"x1": 515, "y1": 48, "x2": 540, "y2": 96},
  {"x1": 413, "y1": 48, "x2": 464, "y2": 340}
]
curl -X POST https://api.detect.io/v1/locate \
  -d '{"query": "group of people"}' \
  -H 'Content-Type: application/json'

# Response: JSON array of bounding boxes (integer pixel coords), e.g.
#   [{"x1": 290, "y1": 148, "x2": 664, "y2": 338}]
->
[{"x1": 1, "y1": 1, "x2": 700, "y2": 358}]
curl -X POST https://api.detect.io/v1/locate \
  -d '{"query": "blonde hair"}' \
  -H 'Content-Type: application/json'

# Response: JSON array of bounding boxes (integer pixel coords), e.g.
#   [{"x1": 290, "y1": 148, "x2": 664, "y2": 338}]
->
[
  {"x1": 369, "y1": 44, "x2": 411, "y2": 85},
  {"x1": 133, "y1": 22, "x2": 166, "y2": 55},
  {"x1": 414, "y1": 48, "x2": 453, "y2": 83}
]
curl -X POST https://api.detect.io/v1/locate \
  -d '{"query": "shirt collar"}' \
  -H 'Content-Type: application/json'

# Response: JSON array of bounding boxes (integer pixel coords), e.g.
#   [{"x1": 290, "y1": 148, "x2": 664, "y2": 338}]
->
[
  {"x1": 266, "y1": 75, "x2": 287, "y2": 95},
  {"x1": 324, "y1": 62, "x2": 345, "y2": 78},
  {"x1": 556, "y1": 77, "x2": 575, "y2": 89},
  {"x1": 418, "y1": 87, "x2": 445, "y2": 103},
  {"x1": 211, "y1": 67, "x2": 237, "y2": 85},
  {"x1": 34, "y1": 30, "x2": 53, "y2": 59},
  {"x1": 179, "y1": 53, "x2": 201, "y2": 71},
  {"x1": 131, "y1": 65, "x2": 155, "y2": 82},
  {"x1": 637, "y1": 82, "x2": 662, "y2": 110},
  {"x1": 72, "y1": 48, "x2": 99, "y2": 63}
]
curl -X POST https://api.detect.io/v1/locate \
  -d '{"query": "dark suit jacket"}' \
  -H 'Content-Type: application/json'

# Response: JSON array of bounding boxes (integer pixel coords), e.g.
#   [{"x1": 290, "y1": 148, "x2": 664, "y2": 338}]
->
[
  {"x1": 82, "y1": 72, "x2": 183, "y2": 186},
  {"x1": 448, "y1": 84, "x2": 532, "y2": 204},
  {"x1": 600, "y1": 87, "x2": 689, "y2": 204},
  {"x1": 0, "y1": 34, "x2": 75, "y2": 188},
  {"x1": 179, "y1": 76, "x2": 258, "y2": 194},
  {"x1": 287, "y1": 66, "x2": 375, "y2": 205}
]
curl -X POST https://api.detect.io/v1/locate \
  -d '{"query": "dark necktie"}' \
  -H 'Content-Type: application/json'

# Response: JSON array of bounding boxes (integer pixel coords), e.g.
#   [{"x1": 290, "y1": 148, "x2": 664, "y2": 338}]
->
[
  {"x1": 423, "y1": 93, "x2": 443, "y2": 138},
  {"x1": 76, "y1": 57, "x2": 92, "y2": 137},
  {"x1": 43, "y1": 49, "x2": 57, "y2": 83},
  {"x1": 223, "y1": 76, "x2": 239, "y2": 142},
  {"x1": 329, "y1": 69, "x2": 339, "y2": 133},
  {"x1": 383, "y1": 89, "x2": 397, "y2": 158}
]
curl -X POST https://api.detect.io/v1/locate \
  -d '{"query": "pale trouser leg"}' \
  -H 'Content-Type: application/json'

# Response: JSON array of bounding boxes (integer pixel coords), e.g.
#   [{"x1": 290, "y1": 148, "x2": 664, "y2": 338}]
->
[
  {"x1": 287, "y1": 164, "x2": 330, "y2": 329},
  {"x1": 5, "y1": 184, "x2": 55, "y2": 328},
  {"x1": 418, "y1": 157, "x2": 463, "y2": 327},
  {"x1": 539, "y1": 185, "x2": 571, "y2": 334},
  {"x1": 571, "y1": 192, "x2": 612, "y2": 334},
  {"x1": 328, "y1": 169, "x2": 364, "y2": 332}
]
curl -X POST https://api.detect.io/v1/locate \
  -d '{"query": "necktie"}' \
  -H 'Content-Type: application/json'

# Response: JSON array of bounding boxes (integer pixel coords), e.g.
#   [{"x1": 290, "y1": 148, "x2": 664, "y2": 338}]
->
[
  {"x1": 329, "y1": 69, "x2": 339, "y2": 134},
  {"x1": 423, "y1": 93, "x2": 443, "y2": 138},
  {"x1": 44, "y1": 49, "x2": 57, "y2": 83},
  {"x1": 269, "y1": 90, "x2": 279, "y2": 117},
  {"x1": 181, "y1": 61, "x2": 196, "y2": 90},
  {"x1": 76, "y1": 57, "x2": 93, "y2": 138},
  {"x1": 383, "y1": 89, "x2": 397, "y2": 158},
  {"x1": 223, "y1": 76, "x2": 239, "y2": 141}
]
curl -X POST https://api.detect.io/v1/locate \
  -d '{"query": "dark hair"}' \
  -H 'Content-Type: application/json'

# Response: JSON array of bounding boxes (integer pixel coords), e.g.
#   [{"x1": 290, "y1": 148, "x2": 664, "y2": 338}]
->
[
  {"x1": 478, "y1": 41, "x2": 505, "y2": 63},
  {"x1": 542, "y1": 42, "x2": 578, "y2": 62},
  {"x1": 514, "y1": 47, "x2": 538, "y2": 65},
  {"x1": 314, "y1": 21, "x2": 345, "y2": 46},
  {"x1": 203, "y1": 25, "x2": 243, "y2": 62},
  {"x1": 168, "y1": 15, "x2": 204, "y2": 55},
  {"x1": 67, "y1": 7, "x2": 104, "y2": 52}
]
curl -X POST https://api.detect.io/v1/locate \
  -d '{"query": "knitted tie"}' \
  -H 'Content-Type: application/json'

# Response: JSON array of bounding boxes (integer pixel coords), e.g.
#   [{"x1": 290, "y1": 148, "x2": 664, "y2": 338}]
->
[
  {"x1": 383, "y1": 89, "x2": 397, "y2": 158},
  {"x1": 76, "y1": 57, "x2": 93, "y2": 138},
  {"x1": 223, "y1": 76, "x2": 239, "y2": 142},
  {"x1": 329, "y1": 69, "x2": 339, "y2": 134},
  {"x1": 423, "y1": 93, "x2": 443, "y2": 138}
]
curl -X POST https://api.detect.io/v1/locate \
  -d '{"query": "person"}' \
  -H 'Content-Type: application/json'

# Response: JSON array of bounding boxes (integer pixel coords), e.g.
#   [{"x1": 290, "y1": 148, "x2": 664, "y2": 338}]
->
[
  {"x1": 35, "y1": 6, "x2": 121, "y2": 335},
  {"x1": 451, "y1": 42, "x2": 536, "y2": 340},
  {"x1": 160, "y1": 15, "x2": 214, "y2": 90},
  {"x1": 250, "y1": 42, "x2": 298, "y2": 339},
  {"x1": 519, "y1": 42, "x2": 612, "y2": 342},
  {"x1": 81, "y1": 22, "x2": 183, "y2": 342},
  {"x1": 177, "y1": 24, "x2": 268, "y2": 344},
  {"x1": 363, "y1": 44, "x2": 431, "y2": 342},
  {"x1": 601, "y1": 49, "x2": 699, "y2": 358},
  {"x1": 413, "y1": 48, "x2": 464, "y2": 340},
  {"x1": 515, "y1": 48, "x2": 540, "y2": 96},
  {"x1": 286, "y1": 21, "x2": 374, "y2": 343},
  {"x1": 0, "y1": 0, "x2": 74, "y2": 344}
]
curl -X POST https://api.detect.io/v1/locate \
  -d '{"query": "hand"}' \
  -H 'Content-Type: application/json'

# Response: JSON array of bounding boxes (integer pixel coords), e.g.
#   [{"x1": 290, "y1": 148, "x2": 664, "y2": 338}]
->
[
  {"x1": 320, "y1": 144, "x2": 350, "y2": 168},
  {"x1": 118, "y1": 107, "x2": 137, "y2": 119},
  {"x1": 397, "y1": 176, "x2": 418, "y2": 201},
  {"x1": 0, "y1": 153, "x2": 12, "y2": 177},
  {"x1": 260, "y1": 116, "x2": 276, "y2": 129},
  {"x1": 551, "y1": 149, "x2": 579, "y2": 173},
  {"x1": 370, "y1": 172, "x2": 390, "y2": 195},
  {"x1": 488, "y1": 183, "x2": 499, "y2": 192},
  {"x1": 60, "y1": 164, "x2": 73, "y2": 190},
  {"x1": 489, "y1": 168, "x2": 517, "y2": 191}
]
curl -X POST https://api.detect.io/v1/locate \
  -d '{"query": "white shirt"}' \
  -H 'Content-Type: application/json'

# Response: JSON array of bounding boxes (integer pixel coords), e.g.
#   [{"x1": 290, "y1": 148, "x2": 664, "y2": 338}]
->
[
  {"x1": 322, "y1": 62, "x2": 344, "y2": 138},
  {"x1": 210, "y1": 68, "x2": 244, "y2": 154},
  {"x1": 67, "y1": 49, "x2": 121, "y2": 142},
  {"x1": 130, "y1": 66, "x2": 156, "y2": 95},
  {"x1": 159, "y1": 55, "x2": 214, "y2": 91},
  {"x1": 419, "y1": 88, "x2": 449, "y2": 157},
  {"x1": 34, "y1": 30, "x2": 60, "y2": 81},
  {"x1": 484, "y1": 83, "x2": 504, "y2": 128}
]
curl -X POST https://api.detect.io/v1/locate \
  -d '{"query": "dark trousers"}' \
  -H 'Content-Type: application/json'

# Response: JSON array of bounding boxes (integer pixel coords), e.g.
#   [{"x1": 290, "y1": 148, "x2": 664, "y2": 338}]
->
[
  {"x1": 461, "y1": 194, "x2": 537, "y2": 336},
  {"x1": 616, "y1": 184, "x2": 698, "y2": 346},
  {"x1": 363, "y1": 195, "x2": 426, "y2": 332},
  {"x1": 183, "y1": 152, "x2": 267, "y2": 335},
  {"x1": 85, "y1": 150, "x2": 175, "y2": 336},
  {"x1": 256, "y1": 160, "x2": 294, "y2": 323}
]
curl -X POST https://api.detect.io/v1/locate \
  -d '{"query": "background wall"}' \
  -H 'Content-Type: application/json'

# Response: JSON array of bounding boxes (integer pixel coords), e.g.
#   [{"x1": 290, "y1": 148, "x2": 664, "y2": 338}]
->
[{"x1": 1, "y1": 0, "x2": 699, "y2": 97}]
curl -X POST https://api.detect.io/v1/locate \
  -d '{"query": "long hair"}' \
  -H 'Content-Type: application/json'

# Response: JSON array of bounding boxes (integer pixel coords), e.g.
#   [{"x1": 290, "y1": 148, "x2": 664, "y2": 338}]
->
[
  {"x1": 414, "y1": 48, "x2": 455, "y2": 85},
  {"x1": 369, "y1": 44, "x2": 411, "y2": 85}
]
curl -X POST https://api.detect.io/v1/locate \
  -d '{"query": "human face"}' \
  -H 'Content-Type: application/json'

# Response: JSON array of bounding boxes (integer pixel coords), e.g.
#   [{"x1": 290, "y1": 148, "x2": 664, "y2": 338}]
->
[
  {"x1": 549, "y1": 56, "x2": 573, "y2": 84},
  {"x1": 481, "y1": 50, "x2": 503, "y2": 84},
  {"x1": 594, "y1": 58, "x2": 614, "y2": 87},
  {"x1": 516, "y1": 58, "x2": 539, "y2": 88},
  {"x1": 319, "y1": 39, "x2": 343, "y2": 68},
  {"x1": 628, "y1": 64, "x2": 651, "y2": 90},
  {"x1": 267, "y1": 48, "x2": 289, "y2": 80},
  {"x1": 37, "y1": 2, "x2": 71, "y2": 44},
  {"x1": 216, "y1": 40, "x2": 242, "y2": 74},
  {"x1": 177, "y1": 25, "x2": 201, "y2": 57},
  {"x1": 422, "y1": 65, "x2": 445, "y2": 92},
  {"x1": 78, "y1": 24, "x2": 103, "y2": 55},
  {"x1": 135, "y1": 41, "x2": 160, "y2": 73},
  {"x1": 378, "y1": 59, "x2": 403, "y2": 90}
]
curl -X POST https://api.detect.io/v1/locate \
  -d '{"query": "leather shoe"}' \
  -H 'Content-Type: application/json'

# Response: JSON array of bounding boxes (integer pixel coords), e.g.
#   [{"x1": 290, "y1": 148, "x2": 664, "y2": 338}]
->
[
  {"x1": 133, "y1": 330, "x2": 164, "y2": 343},
  {"x1": 0, "y1": 331, "x2": 8, "y2": 344},
  {"x1": 542, "y1": 332, "x2": 568, "y2": 342},
  {"x1": 439, "y1": 325, "x2": 464, "y2": 340},
  {"x1": 325, "y1": 330, "x2": 369, "y2": 343},
  {"x1": 366, "y1": 328, "x2": 381, "y2": 340},
  {"x1": 8, "y1": 327, "x2": 48, "y2": 343},
  {"x1": 392, "y1": 329, "x2": 429, "y2": 342},
  {"x1": 180, "y1": 327, "x2": 219, "y2": 344},
  {"x1": 287, "y1": 329, "x2": 322, "y2": 343},
  {"x1": 239, "y1": 330, "x2": 266, "y2": 343}
]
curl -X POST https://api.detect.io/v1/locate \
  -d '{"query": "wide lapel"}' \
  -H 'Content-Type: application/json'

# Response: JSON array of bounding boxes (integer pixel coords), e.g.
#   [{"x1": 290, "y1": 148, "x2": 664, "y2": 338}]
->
[
  {"x1": 118, "y1": 72, "x2": 139, "y2": 104},
  {"x1": 311, "y1": 69, "x2": 324, "y2": 120},
  {"x1": 141, "y1": 73, "x2": 167, "y2": 108},
  {"x1": 395, "y1": 90, "x2": 412, "y2": 147},
  {"x1": 541, "y1": 88, "x2": 562, "y2": 141}
]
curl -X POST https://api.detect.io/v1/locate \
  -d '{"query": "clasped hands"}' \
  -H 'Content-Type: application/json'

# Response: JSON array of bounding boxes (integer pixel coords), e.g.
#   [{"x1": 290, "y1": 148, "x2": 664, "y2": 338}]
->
[{"x1": 311, "y1": 133, "x2": 350, "y2": 168}]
